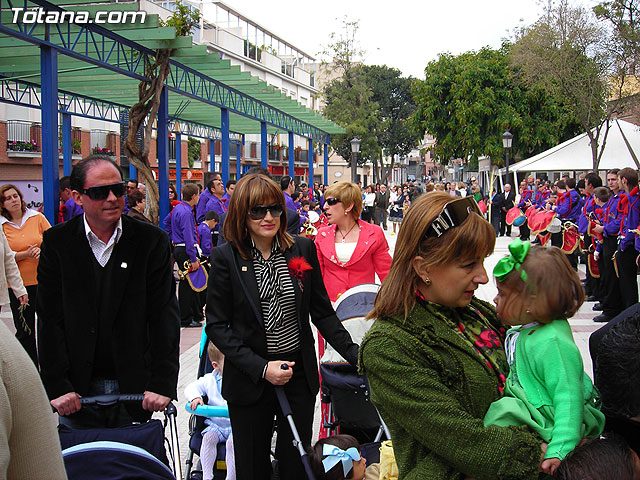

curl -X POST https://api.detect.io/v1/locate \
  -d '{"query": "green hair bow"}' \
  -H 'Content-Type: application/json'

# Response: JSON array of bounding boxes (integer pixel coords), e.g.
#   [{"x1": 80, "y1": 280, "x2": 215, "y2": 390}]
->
[{"x1": 493, "y1": 238, "x2": 530, "y2": 283}]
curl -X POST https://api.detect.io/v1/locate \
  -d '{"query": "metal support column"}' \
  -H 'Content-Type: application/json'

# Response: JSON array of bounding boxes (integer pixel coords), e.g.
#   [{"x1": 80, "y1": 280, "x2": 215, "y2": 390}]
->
[
  {"x1": 129, "y1": 163, "x2": 138, "y2": 181},
  {"x1": 62, "y1": 112, "x2": 72, "y2": 177},
  {"x1": 221, "y1": 108, "x2": 230, "y2": 185},
  {"x1": 157, "y1": 88, "x2": 170, "y2": 225},
  {"x1": 308, "y1": 138, "x2": 314, "y2": 186},
  {"x1": 288, "y1": 131, "x2": 294, "y2": 178},
  {"x1": 261, "y1": 121, "x2": 268, "y2": 169},
  {"x1": 175, "y1": 131, "x2": 182, "y2": 200},
  {"x1": 236, "y1": 135, "x2": 243, "y2": 180},
  {"x1": 41, "y1": 46, "x2": 59, "y2": 225},
  {"x1": 324, "y1": 143, "x2": 329, "y2": 186}
]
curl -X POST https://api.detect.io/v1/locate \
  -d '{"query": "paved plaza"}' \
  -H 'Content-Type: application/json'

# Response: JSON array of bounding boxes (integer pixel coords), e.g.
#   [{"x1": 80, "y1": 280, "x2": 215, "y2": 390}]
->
[{"x1": 0, "y1": 225, "x2": 606, "y2": 472}]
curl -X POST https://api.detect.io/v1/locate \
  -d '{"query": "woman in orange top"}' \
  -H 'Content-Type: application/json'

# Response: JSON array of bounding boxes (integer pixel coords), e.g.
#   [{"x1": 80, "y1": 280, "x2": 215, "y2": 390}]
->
[
  {"x1": 1, "y1": 184, "x2": 51, "y2": 365},
  {"x1": 315, "y1": 181, "x2": 392, "y2": 302}
]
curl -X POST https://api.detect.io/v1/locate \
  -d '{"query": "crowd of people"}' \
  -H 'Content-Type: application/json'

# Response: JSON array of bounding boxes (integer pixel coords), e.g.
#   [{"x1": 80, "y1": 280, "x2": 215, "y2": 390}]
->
[{"x1": 1, "y1": 156, "x2": 640, "y2": 480}]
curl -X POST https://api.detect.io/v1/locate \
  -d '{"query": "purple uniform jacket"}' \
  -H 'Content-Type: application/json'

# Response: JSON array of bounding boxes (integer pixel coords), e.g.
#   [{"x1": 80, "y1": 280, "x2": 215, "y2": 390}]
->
[
  {"x1": 200, "y1": 195, "x2": 228, "y2": 225},
  {"x1": 195, "y1": 189, "x2": 213, "y2": 224},
  {"x1": 198, "y1": 222, "x2": 213, "y2": 258},
  {"x1": 535, "y1": 189, "x2": 551, "y2": 208},
  {"x1": 620, "y1": 187, "x2": 640, "y2": 251},
  {"x1": 603, "y1": 192, "x2": 624, "y2": 238},
  {"x1": 166, "y1": 201, "x2": 199, "y2": 262},
  {"x1": 518, "y1": 189, "x2": 534, "y2": 208},
  {"x1": 578, "y1": 194, "x2": 595, "y2": 234},
  {"x1": 555, "y1": 190, "x2": 581, "y2": 222},
  {"x1": 284, "y1": 192, "x2": 297, "y2": 212},
  {"x1": 63, "y1": 197, "x2": 84, "y2": 222}
]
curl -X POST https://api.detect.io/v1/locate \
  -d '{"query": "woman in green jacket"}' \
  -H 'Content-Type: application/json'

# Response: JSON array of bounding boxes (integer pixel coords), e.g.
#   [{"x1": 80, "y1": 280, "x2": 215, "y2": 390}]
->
[{"x1": 359, "y1": 192, "x2": 545, "y2": 480}]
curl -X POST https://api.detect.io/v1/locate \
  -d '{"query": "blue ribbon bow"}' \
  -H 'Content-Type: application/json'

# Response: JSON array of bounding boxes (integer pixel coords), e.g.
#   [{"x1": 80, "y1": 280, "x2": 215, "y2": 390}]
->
[{"x1": 322, "y1": 444, "x2": 361, "y2": 476}]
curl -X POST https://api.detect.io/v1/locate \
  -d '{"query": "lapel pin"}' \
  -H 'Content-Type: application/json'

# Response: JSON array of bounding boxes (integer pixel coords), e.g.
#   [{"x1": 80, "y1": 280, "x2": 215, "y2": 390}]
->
[
  {"x1": 121, "y1": 262, "x2": 128, "y2": 269},
  {"x1": 242, "y1": 266, "x2": 248, "y2": 272}
]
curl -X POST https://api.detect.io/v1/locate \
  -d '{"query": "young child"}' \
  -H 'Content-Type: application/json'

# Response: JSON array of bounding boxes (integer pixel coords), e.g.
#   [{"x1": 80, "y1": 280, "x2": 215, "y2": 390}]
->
[
  {"x1": 308, "y1": 435, "x2": 371, "y2": 480},
  {"x1": 184, "y1": 342, "x2": 235, "y2": 480},
  {"x1": 554, "y1": 434, "x2": 640, "y2": 480},
  {"x1": 484, "y1": 239, "x2": 605, "y2": 475}
]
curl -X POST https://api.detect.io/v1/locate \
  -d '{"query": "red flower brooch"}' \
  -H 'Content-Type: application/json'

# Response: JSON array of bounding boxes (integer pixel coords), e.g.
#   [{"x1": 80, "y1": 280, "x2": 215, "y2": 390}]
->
[{"x1": 288, "y1": 256, "x2": 312, "y2": 292}]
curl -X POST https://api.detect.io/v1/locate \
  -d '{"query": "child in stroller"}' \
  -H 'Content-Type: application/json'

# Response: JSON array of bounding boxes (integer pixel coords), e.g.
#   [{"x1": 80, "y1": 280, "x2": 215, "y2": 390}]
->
[
  {"x1": 308, "y1": 434, "x2": 377, "y2": 480},
  {"x1": 320, "y1": 284, "x2": 390, "y2": 444},
  {"x1": 185, "y1": 341, "x2": 235, "y2": 480}
]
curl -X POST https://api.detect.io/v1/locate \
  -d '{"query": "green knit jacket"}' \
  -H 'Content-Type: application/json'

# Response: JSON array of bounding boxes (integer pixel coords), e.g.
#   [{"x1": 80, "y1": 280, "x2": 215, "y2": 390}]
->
[{"x1": 359, "y1": 297, "x2": 544, "y2": 480}]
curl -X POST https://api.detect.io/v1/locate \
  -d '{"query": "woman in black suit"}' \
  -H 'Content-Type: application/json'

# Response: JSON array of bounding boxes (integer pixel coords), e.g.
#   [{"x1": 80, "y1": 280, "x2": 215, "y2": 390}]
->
[{"x1": 205, "y1": 173, "x2": 358, "y2": 480}]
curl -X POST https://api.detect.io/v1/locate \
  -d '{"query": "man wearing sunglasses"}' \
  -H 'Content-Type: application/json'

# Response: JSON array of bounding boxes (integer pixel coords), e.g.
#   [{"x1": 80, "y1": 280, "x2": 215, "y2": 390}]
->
[{"x1": 36, "y1": 155, "x2": 180, "y2": 428}]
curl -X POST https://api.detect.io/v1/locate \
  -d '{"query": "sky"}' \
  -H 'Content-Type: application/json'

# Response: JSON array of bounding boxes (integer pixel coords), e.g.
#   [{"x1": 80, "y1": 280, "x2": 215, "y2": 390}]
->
[{"x1": 217, "y1": 0, "x2": 601, "y2": 79}]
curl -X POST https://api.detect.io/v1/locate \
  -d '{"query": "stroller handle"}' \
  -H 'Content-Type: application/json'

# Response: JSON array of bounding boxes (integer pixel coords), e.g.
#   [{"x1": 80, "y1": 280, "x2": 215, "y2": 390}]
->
[
  {"x1": 184, "y1": 404, "x2": 230, "y2": 418},
  {"x1": 79, "y1": 394, "x2": 145, "y2": 407}
]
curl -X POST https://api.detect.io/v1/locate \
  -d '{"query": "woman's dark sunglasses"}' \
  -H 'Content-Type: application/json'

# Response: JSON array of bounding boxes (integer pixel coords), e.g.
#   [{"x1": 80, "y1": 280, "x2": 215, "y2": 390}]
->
[
  {"x1": 324, "y1": 197, "x2": 341, "y2": 206},
  {"x1": 80, "y1": 182, "x2": 126, "y2": 201},
  {"x1": 248, "y1": 203, "x2": 284, "y2": 220}
]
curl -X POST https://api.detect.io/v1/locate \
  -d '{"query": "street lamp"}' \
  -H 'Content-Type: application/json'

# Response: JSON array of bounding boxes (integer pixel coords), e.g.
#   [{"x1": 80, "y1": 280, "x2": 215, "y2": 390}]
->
[
  {"x1": 502, "y1": 130, "x2": 513, "y2": 186},
  {"x1": 350, "y1": 137, "x2": 361, "y2": 184}
]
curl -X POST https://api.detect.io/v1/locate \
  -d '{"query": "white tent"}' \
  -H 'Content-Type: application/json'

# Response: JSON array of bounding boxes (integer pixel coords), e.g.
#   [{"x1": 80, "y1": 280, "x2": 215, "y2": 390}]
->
[{"x1": 503, "y1": 119, "x2": 640, "y2": 175}]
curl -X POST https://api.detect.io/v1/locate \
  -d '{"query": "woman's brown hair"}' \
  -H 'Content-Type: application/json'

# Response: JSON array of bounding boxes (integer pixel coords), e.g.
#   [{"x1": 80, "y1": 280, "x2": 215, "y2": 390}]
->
[
  {"x1": 498, "y1": 245, "x2": 584, "y2": 323},
  {"x1": 324, "y1": 181, "x2": 363, "y2": 221},
  {"x1": 368, "y1": 192, "x2": 495, "y2": 320},
  {"x1": 223, "y1": 173, "x2": 293, "y2": 259},
  {"x1": 0, "y1": 184, "x2": 27, "y2": 220}
]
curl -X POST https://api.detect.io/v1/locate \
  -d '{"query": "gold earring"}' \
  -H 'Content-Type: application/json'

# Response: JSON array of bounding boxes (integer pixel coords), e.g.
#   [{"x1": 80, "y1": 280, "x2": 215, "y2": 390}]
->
[
  {"x1": 344, "y1": 210, "x2": 348, "y2": 215},
  {"x1": 424, "y1": 277, "x2": 431, "y2": 286}
]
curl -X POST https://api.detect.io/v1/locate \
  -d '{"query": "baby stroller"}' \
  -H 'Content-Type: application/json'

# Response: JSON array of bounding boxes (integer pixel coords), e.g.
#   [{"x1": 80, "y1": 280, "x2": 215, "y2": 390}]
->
[
  {"x1": 59, "y1": 394, "x2": 182, "y2": 480},
  {"x1": 320, "y1": 284, "x2": 391, "y2": 460},
  {"x1": 184, "y1": 329, "x2": 229, "y2": 480}
]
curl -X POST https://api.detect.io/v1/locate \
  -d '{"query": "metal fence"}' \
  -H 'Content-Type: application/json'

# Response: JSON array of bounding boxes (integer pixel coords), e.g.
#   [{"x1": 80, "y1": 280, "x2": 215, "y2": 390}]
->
[{"x1": 7, "y1": 120, "x2": 32, "y2": 142}]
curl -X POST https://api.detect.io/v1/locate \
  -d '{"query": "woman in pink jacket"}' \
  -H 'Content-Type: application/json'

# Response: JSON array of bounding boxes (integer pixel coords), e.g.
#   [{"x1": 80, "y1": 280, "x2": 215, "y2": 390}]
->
[{"x1": 315, "y1": 181, "x2": 392, "y2": 302}]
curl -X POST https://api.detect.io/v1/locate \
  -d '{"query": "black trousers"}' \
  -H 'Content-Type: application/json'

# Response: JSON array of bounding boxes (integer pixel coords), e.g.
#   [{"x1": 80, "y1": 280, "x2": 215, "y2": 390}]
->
[
  {"x1": 583, "y1": 235, "x2": 600, "y2": 298},
  {"x1": 519, "y1": 222, "x2": 530, "y2": 241},
  {"x1": 600, "y1": 237, "x2": 623, "y2": 318},
  {"x1": 174, "y1": 246, "x2": 201, "y2": 326},
  {"x1": 499, "y1": 211, "x2": 512, "y2": 236},
  {"x1": 228, "y1": 351, "x2": 314, "y2": 480},
  {"x1": 618, "y1": 247, "x2": 639, "y2": 309},
  {"x1": 9, "y1": 284, "x2": 38, "y2": 366}
]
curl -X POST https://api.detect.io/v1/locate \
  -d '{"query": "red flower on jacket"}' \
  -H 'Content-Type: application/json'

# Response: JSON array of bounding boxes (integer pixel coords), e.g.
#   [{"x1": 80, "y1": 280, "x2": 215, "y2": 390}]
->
[{"x1": 288, "y1": 256, "x2": 312, "y2": 292}]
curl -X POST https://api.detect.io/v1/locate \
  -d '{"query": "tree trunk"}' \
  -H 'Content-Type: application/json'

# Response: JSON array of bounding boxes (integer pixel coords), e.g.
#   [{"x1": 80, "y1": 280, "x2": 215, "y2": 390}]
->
[{"x1": 123, "y1": 49, "x2": 172, "y2": 225}]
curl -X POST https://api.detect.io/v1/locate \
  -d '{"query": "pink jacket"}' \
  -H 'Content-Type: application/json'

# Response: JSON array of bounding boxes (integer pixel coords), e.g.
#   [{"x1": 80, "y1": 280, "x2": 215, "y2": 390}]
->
[{"x1": 315, "y1": 220, "x2": 392, "y2": 302}]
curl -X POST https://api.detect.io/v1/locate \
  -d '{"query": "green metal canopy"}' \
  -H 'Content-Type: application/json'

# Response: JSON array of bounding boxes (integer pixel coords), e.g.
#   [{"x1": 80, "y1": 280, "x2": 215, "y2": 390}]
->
[{"x1": 0, "y1": 0, "x2": 345, "y2": 140}]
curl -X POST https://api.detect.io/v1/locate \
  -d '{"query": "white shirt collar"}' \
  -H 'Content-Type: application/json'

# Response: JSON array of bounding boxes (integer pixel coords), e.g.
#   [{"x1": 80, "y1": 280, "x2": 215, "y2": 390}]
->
[
  {"x1": 0, "y1": 208, "x2": 40, "y2": 228},
  {"x1": 83, "y1": 214, "x2": 123, "y2": 246}
]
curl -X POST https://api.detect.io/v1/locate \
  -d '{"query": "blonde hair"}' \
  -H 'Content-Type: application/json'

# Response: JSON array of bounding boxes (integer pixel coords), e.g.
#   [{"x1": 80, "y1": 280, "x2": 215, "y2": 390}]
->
[
  {"x1": 498, "y1": 246, "x2": 584, "y2": 323},
  {"x1": 368, "y1": 192, "x2": 495, "y2": 320},
  {"x1": 323, "y1": 181, "x2": 363, "y2": 221},
  {"x1": 207, "y1": 341, "x2": 224, "y2": 364},
  {"x1": 223, "y1": 174, "x2": 293, "y2": 259}
]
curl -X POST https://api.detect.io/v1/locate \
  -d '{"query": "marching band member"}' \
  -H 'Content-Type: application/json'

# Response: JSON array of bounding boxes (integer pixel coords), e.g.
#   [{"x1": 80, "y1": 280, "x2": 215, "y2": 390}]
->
[
  {"x1": 554, "y1": 178, "x2": 581, "y2": 269},
  {"x1": 167, "y1": 184, "x2": 202, "y2": 328},
  {"x1": 617, "y1": 168, "x2": 640, "y2": 309},
  {"x1": 579, "y1": 173, "x2": 603, "y2": 301},
  {"x1": 592, "y1": 170, "x2": 623, "y2": 323},
  {"x1": 517, "y1": 181, "x2": 535, "y2": 241}
]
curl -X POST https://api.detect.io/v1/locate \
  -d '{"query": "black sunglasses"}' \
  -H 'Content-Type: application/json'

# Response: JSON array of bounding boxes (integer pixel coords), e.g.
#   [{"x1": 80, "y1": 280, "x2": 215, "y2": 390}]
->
[
  {"x1": 324, "y1": 197, "x2": 341, "y2": 206},
  {"x1": 424, "y1": 197, "x2": 482, "y2": 238},
  {"x1": 248, "y1": 203, "x2": 284, "y2": 220},
  {"x1": 81, "y1": 182, "x2": 126, "y2": 201}
]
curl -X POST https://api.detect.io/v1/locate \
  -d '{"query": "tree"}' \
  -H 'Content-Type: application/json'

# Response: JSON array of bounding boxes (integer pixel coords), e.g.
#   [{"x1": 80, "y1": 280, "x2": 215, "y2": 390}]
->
[
  {"x1": 411, "y1": 46, "x2": 581, "y2": 169},
  {"x1": 123, "y1": 1, "x2": 200, "y2": 224},
  {"x1": 361, "y1": 65, "x2": 421, "y2": 182},
  {"x1": 319, "y1": 20, "x2": 382, "y2": 175},
  {"x1": 187, "y1": 137, "x2": 200, "y2": 168},
  {"x1": 510, "y1": 0, "x2": 625, "y2": 169}
]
